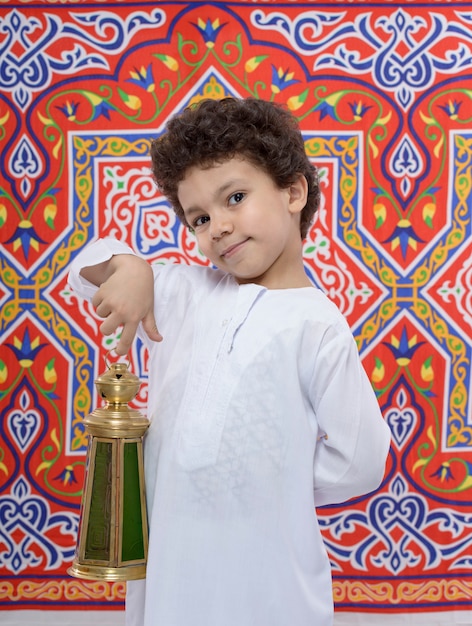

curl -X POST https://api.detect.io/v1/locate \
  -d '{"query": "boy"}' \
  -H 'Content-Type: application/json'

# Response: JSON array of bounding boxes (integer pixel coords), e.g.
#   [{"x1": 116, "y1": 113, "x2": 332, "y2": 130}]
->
[{"x1": 69, "y1": 97, "x2": 391, "y2": 626}]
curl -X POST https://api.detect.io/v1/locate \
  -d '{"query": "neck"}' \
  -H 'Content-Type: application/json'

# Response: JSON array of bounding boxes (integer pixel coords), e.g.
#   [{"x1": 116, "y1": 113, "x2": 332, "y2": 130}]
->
[{"x1": 237, "y1": 254, "x2": 313, "y2": 290}]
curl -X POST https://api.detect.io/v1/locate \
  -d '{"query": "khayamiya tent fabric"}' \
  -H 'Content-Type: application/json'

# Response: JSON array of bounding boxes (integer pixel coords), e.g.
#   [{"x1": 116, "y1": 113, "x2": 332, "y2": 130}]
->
[{"x1": 0, "y1": 1, "x2": 471, "y2": 621}]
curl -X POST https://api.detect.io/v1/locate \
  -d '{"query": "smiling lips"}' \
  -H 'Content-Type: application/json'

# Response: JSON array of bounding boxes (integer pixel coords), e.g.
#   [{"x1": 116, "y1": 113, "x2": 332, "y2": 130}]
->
[{"x1": 220, "y1": 238, "x2": 250, "y2": 258}]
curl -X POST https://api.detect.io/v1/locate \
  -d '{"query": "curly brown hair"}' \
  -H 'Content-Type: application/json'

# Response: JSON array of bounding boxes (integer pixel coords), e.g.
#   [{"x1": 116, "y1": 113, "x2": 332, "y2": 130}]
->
[{"x1": 150, "y1": 98, "x2": 320, "y2": 239}]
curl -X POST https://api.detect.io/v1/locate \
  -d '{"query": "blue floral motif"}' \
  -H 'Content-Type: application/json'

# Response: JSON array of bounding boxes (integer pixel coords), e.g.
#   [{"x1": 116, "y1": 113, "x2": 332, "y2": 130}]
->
[
  {"x1": 251, "y1": 8, "x2": 472, "y2": 109},
  {"x1": 252, "y1": 9, "x2": 348, "y2": 41},
  {"x1": 7, "y1": 389, "x2": 41, "y2": 452},
  {"x1": 320, "y1": 475, "x2": 472, "y2": 574},
  {"x1": 384, "y1": 388, "x2": 417, "y2": 449},
  {"x1": 0, "y1": 477, "x2": 78, "y2": 573},
  {"x1": 390, "y1": 133, "x2": 423, "y2": 198},
  {"x1": 0, "y1": 8, "x2": 165, "y2": 111},
  {"x1": 9, "y1": 135, "x2": 42, "y2": 199}
]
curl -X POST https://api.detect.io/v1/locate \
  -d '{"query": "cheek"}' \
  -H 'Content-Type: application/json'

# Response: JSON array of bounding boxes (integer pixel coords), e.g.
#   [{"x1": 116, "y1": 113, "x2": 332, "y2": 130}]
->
[{"x1": 195, "y1": 233, "x2": 212, "y2": 256}]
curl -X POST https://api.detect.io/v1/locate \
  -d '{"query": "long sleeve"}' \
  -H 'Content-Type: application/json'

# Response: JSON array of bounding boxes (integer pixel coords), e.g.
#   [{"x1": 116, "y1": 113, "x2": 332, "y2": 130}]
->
[
  {"x1": 68, "y1": 238, "x2": 135, "y2": 300},
  {"x1": 311, "y1": 327, "x2": 391, "y2": 507}
]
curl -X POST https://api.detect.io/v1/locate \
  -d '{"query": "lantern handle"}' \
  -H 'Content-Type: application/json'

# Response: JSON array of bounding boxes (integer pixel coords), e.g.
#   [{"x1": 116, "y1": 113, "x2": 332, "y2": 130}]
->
[{"x1": 104, "y1": 349, "x2": 131, "y2": 371}]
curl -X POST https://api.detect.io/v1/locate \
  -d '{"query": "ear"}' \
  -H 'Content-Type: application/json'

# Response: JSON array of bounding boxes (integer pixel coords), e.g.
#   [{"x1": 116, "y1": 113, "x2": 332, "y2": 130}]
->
[{"x1": 288, "y1": 174, "x2": 308, "y2": 215}]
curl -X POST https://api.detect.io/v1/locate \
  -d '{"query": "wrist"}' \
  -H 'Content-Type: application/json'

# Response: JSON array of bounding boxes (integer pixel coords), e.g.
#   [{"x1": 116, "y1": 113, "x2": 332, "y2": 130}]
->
[{"x1": 107, "y1": 253, "x2": 153, "y2": 283}]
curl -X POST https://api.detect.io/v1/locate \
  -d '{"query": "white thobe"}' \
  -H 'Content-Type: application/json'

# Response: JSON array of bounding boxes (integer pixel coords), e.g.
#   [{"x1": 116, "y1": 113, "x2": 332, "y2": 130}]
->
[{"x1": 69, "y1": 239, "x2": 391, "y2": 626}]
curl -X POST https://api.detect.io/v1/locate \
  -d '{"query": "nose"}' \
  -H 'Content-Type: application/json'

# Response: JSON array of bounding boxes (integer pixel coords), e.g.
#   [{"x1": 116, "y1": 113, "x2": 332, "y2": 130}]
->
[{"x1": 209, "y1": 212, "x2": 233, "y2": 240}]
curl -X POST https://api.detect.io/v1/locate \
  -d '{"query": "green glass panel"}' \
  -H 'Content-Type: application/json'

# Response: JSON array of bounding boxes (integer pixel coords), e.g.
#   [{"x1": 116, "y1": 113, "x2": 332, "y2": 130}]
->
[
  {"x1": 84, "y1": 441, "x2": 112, "y2": 560},
  {"x1": 121, "y1": 442, "x2": 145, "y2": 562}
]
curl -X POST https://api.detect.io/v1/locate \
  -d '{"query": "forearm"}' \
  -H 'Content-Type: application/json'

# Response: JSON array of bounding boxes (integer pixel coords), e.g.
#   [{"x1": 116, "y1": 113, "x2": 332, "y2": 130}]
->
[
  {"x1": 80, "y1": 253, "x2": 151, "y2": 288},
  {"x1": 68, "y1": 238, "x2": 136, "y2": 299},
  {"x1": 80, "y1": 259, "x2": 117, "y2": 287}
]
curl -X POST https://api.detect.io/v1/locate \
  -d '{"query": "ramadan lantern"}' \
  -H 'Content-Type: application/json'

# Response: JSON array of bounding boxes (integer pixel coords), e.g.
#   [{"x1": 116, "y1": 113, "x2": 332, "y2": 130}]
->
[{"x1": 68, "y1": 359, "x2": 149, "y2": 581}]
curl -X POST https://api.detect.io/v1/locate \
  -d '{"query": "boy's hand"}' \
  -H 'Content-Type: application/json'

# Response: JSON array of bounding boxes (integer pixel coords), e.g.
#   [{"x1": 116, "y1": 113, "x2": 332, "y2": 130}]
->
[{"x1": 83, "y1": 254, "x2": 162, "y2": 355}]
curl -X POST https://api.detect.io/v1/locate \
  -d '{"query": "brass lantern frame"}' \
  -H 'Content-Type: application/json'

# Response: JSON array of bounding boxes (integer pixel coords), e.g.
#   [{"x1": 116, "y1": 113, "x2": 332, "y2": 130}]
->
[{"x1": 68, "y1": 361, "x2": 149, "y2": 581}]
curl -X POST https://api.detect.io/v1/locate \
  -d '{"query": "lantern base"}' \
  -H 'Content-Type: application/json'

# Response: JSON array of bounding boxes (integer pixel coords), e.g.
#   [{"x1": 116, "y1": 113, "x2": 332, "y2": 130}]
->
[{"x1": 68, "y1": 560, "x2": 146, "y2": 582}]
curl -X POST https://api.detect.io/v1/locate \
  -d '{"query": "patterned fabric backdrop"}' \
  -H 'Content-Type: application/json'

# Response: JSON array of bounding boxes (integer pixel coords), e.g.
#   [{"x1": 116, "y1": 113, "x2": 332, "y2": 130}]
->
[{"x1": 1, "y1": 0, "x2": 471, "y2": 618}]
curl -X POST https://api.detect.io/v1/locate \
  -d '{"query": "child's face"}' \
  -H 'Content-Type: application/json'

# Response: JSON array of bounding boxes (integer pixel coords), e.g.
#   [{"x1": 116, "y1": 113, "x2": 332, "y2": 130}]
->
[{"x1": 177, "y1": 157, "x2": 309, "y2": 288}]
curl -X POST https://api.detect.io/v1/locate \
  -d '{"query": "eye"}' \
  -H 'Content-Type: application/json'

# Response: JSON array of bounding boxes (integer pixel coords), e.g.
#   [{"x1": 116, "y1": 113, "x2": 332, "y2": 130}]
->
[
  {"x1": 193, "y1": 215, "x2": 210, "y2": 228},
  {"x1": 229, "y1": 191, "x2": 245, "y2": 205}
]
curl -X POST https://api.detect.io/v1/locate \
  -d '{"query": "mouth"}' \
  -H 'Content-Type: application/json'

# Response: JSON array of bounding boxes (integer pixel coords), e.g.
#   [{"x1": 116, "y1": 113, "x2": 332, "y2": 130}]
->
[{"x1": 221, "y1": 239, "x2": 249, "y2": 259}]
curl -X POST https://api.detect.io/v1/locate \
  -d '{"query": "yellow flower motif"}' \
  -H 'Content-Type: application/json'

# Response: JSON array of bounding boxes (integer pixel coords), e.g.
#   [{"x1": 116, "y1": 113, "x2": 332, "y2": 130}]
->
[
  {"x1": 18, "y1": 220, "x2": 39, "y2": 252},
  {"x1": 8, "y1": 328, "x2": 46, "y2": 368},
  {"x1": 287, "y1": 88, "x2": 309, "y2": 112},
  {"x1": 270, "y1": 66, "x2": 298, "y2": 94},
  {"x1": 0, "y1": 203, "x2": 6, "y2": 228},
  {"x1": 373, "y1": 203, "x2": 386, "y2": 228},
  {"x1": 431, "y1": 462, "x2": 453, "y2": 482},
  {"x1": 14, "y1": 335, "x2": 37, "y2": 368},
  {"x1": 56, "y1": 465, "x2": 78, "y2": 486},
  {"x1": 385, "y1": 218, "x2": 425, "y2": 259},
  {"x1": 371, "y1": 357, "x2": 385, "y2": 383},
  {"x1": 421, "y1": 357, "x2": 434, "y2": 382},
  {"x1": 118, "y1": 88, "x2": 142, "y2": 111},
  {"x1": 194, "y1": 17, "x2": 226, "y2": 49},
  {"x1": 129, "y1": 94, "x2": 142, "y2": 110},
  {"x1": 244, "y1": 55, "x2": 267, "y2": 73},
  {"x1": 44, "y1": 203, "x2": 57, "y2": 229},
  {"x1": 5, "y1": 219, "x2": 46, "y2": 257},
  {"x1": 130, "y1": 67, "x2": 144, "y2": 80},
  {"x1": 85, "y1": 91, "x2": 103, "y2": 106},
  {"x1": 422, "y1": 202, "x2": 436, "y2": 228},
  {"x1": 56, "y1": 100, "x2": 79, "y2": 121},
  {"x1": 325, "y1": 92, "x2": 344, "y2": 107},
  {"x1": 44, "y1": 358, "x2": 57, "y2": 385},
  {"x1": 315, "y1": 90, "x2": 346, "y2": 121},
  {"x1": 438, "y1": 99, "x2": 462, "y2": 120},
  {"x1": 348, "y1": 100, "x2": 372, "y2": 122},
  {"x1": 386, "y1": 327, "x2": 424, "y2": 367},
  {"x1": 66, "y1": 101, "x2": 76, "y2": 120},
  {"x1": 0, "y1": 360, "x2": 7, "y2": 384},
  {"x1": 154, "y1": 53, "x2": 179, "y2": 72},
  {"x1": 128, "y1": 65, "x2": 156, "y2": 92}
]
